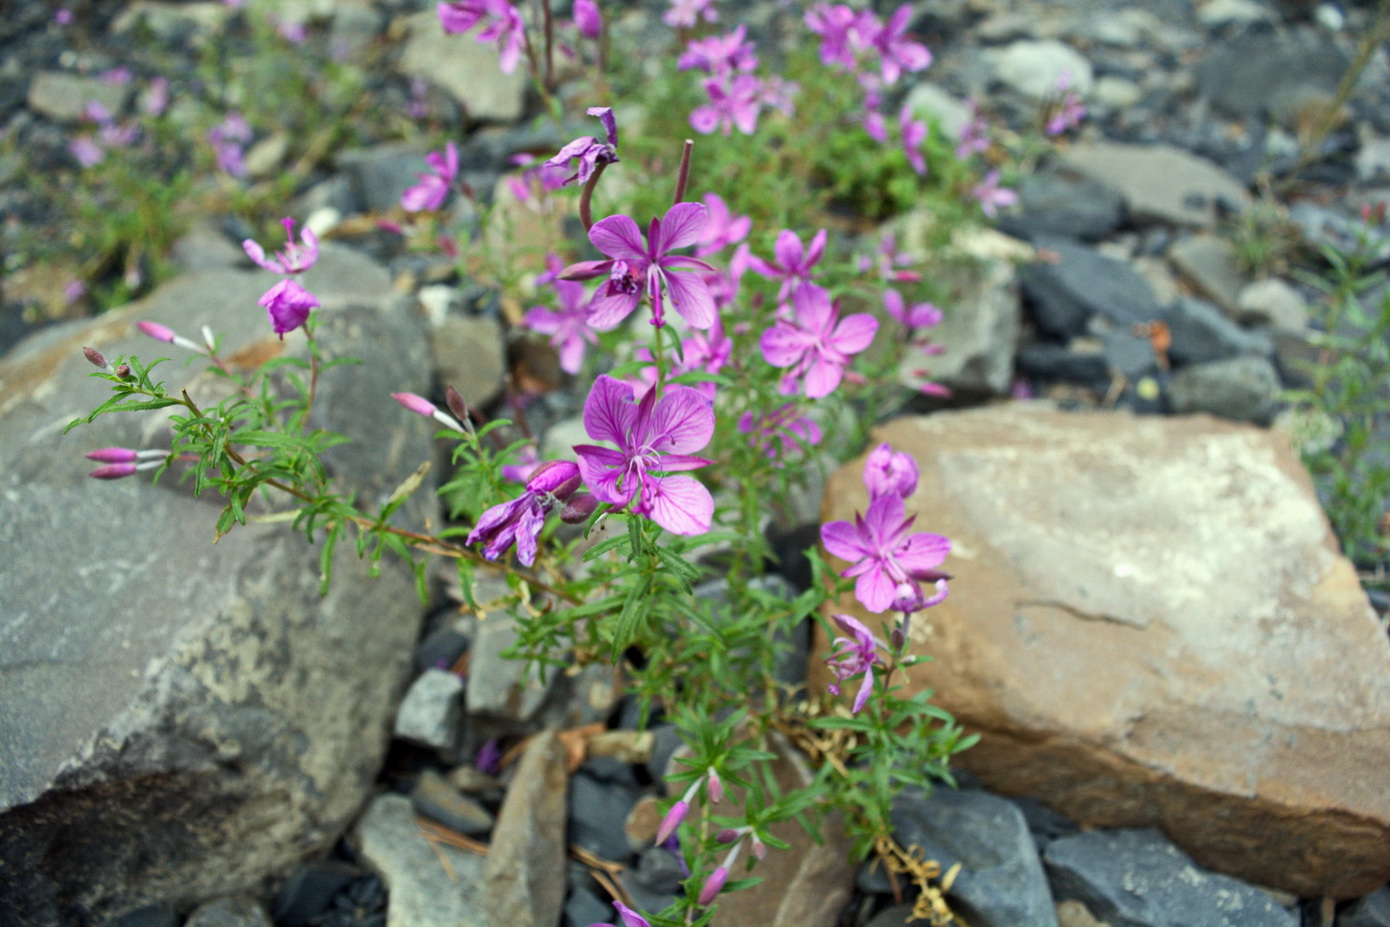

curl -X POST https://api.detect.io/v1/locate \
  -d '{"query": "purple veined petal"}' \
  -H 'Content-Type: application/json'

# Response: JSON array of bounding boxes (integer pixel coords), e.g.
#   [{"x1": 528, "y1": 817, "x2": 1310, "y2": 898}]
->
[
  {"x1": 862, "y1": 493, "x2": 907, "y2": 542},
  {"x1": 856, "y1": 565, "x2": 898, "y2": 613},
  {"x1": 644, "y1": 474, "x2": 713, "y2": 535},
  {"x1": 654, "y1": 453, "x2": 714, "y2": 472},
  {"x1": 851, "y1": 665, "x2": 876, "y2": 713},
  {"x1": 759, "y1": 321, "x2": 811, "y2": 367},
  {"x1": 830, "y1": 312, "x2": 879, "y2": 354},
  {"x1": 791, "y1": 283, "x2": 835, "y2": 333},
  {"x1": 832, "y1": 612, "x2": 873, "y2": 640},
  {"x1": 820, "y1": 519, "x2": 874, "y2": 563},
  {"x1": 883, "y1": 289, "x2": 907, "y2": 324},
  {"x1": 657, "y1": 202, "x2": 709, "y2": 252},
  {"x1": 805, "y1": 228, "x2": 827, "y2": 267},
  {"x1": 590, "y1": 214, "x2": 650, "y2": 263},
  {"x1": 772, "y1": 229, "x2": 804, "y2": 270},
  {"x1": 897, "y1": 532, "x2": 951, "y2": 573},
  {"x1": 559, "y1": 259, "x2": 614, "y2": 281},
  {"x1": 662, "y1": 268, "x2": 717, "y2": 330},
  {"x1": 586, "y1": 290, "x2": 641, "y2": 330},
  {"x1": 558, "y1": 333, "x2": 586, "y2": 374},
  {"x1": 803, "y1": 355, "x2": 845, "y2": 399},
  {"x1": 545, "y1": 135, "x2": 597, "y2": 168},
  {"x1": 588, "y1": 106, "x2": 618, "y2": 147},
  {"x1": 582, "y1": 374, "x2": 638, "y2": 447},
  {"x1": 646, "y1": 386, "x2": 715, "y2": 454},
  {"x1": 523, "y1": 305, "x2": 563, "y2": 335},
  {"x1": 614, "y1": 902, "x2": 653, "y2": 927},
  {"x1": 575, "y1": 444, "x2": 634, "y2": 506}
]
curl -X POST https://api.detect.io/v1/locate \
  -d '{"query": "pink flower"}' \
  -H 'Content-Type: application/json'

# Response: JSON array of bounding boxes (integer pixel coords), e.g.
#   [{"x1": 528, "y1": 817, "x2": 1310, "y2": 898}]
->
[
  {"x1": 971, "y1": 170, "x2": 1018, "y2": 218},
  {"x1": 69, "y1": 136, "x2": 104, "y2": 167},
  {"x1": 143, "y1": 77, "x2": 169, "y2": 117},
  {"x1": 1045, "y1": 74, "x2": 1086, "y2": 136},
  {"x1": 900, "y1": 104, "x2": 927, "y2": 175},
  {"x1": 737, "y1": 404, "x2": 822, "y2": 461},
  {"x1": 698, "y1": 866, "x2": 729, "y2": 906},
  {"x1": 824, "y1": 613, "x2": 886, "y2": 712},
  {"x1": 501, "y1": 444, "x2": 541, "y2": 483},
  {"x1": 573, "y1": 375, "x2": 715, "y2": 536},
  {"x1": 258, "y1": 279, "x2": 319, "y2": 337},
  {"x1": 956, "y1": 99, "x2": 990, "y2": 160},
  {"x1": 759, "y1": 285, "x2": 877, "y2": 398},
  {"x1": 690, "y1": 74, "x2": 764, "y2": 136},
  {"x1": 467, "y1": 460, "x2": 585, "y2": 565},
  {"x1": 678, "y1": 25, "x2": 757, "y2": 76},
  {"x1": 694, "y1": 193, "x2": 751, "y2": 257},
  {"x1": 860, "y1": 234, "x2": 921, "y2": 284},
  {"x1": 862, "y1": 442, "x2": 918, "y2": 500},
  {"x1": 821, "y1": 493, "x2": 950, "y2": 613},
  {"x1": 402, "y1": 142, "x2": 459, "y2": 212},
  {"x1": 590, "y1": 902, "x2": 652, "y2": 927},
  {"x1": 524, "y1": 262, "x2": 595, "y2": 375},
  {"x1": 136, "y1": 320, "x2": 204, "y2": 352},
  {"x1": 662, "y1": 0, "x2": 717, "y2": 28},
  {"x1": 883, "y1": 289, "x2": 941, "y2": 331},
  {"x1": 208, "y1": 112, "x2": 252, "y2": 177},
  {"x1": 871, "y1": 5, "x2": 931, "y2": 85},
  {"x1": 561, "y1": 202, "x2": 716, "y2": 330},
  {"x1": 438, "y1": 0, "x2": 487, "y2": 33},
  {"x1": 574, "y1": 0, "x2": 602, "y2": 38},
  {"x1": 748, "y1": 228, "x2": 826, "y2": 301},
  {"x1": 477, "y1": 0, "x2": 527, "y2": 73},
  {"x1": 805, "y1": 3, "x2": 870, "y2": 70},
  {"x1": 544, "y1": 106, "x2": 619, "y2": 186},
  {"x1": 243, "y1": 217, "x2": 319, "y2": 274}
]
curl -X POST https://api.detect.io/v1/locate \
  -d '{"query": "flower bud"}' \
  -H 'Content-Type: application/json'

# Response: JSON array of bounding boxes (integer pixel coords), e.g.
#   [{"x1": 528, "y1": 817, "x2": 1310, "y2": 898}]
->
[
  {"x1": 698, "y1": 866, "x2": 728, "y2": 906},
  {"x1": 137, "y1": 320, "x2": 175, "y2": 343},
  {"x1": 751, "y1": 832, "x2": 767, "y2": 860},
  {"x1": 445, "y1": 384, "x2": 469, "y2": 424},
  {"x1": 715, "y1": 828, "x2": 740, "y2": 844},
  {"x1": 706, "y1": 768, "x2": 724, "y2": 804},
  {"x1": 560, "y1": 492, "x2": 598, "y2": 524},
  {"x1": 88, "y1": 463, "x2": 137, "y2": 480},
  {"x1": 82, "y1": 346, "x2": 109, "y2": 369},
  {"x1": 86, "y1": 447, "x2": 138, "y2": 463},
  {"x1": 114, "y1": 364, "x2": 133, "y2": 380},
  {"x1": 655, "y1": 800, "x2": 689, "y2": 846},
  {"x1": 392, "y1": 392, "x2": 437, "y2": 418}
]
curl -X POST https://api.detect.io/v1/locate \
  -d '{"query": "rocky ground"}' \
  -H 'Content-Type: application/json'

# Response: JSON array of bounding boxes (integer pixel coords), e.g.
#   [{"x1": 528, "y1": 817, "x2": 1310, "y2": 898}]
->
[{"x1": 2, "y1": 0, "x2": 1390, "y2": 926}]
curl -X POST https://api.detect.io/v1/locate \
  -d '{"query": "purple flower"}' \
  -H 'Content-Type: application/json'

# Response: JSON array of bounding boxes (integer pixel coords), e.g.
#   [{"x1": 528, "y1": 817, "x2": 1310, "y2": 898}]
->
[
  {"x1": 662, "y1": 0, "x2": 717, "y2": 28},
  {"x1": 883, "y1": 289, "x2": 941, "y2": 331},
  {"x1": 243, "y1": 217, "x2": 319, "y2": 274},
  {"x1": 208, "y1": 112, "x2": 252, "y2": 177},
  {"x1": 573, "y1": 375, "x2": 715, "y2": 536},
  {"x1": 690, "y1": 74, "x2": 763, "y2": 136},
  {"x1": 544, "y1": 106, "x2": 619, "y2": 186},
  {"x1": 694, "y1": 193, "x2": 751, "y2": 257},
  {"x1": 821, "y1": 493, "x2": 950, "y2": 613},
  {"x1": 824, "y1": 613, "x2": 886, "y2": 713},
  {"x1": 971, "y1": 170, "x2": 1018, "y2": 218},
  {"x1": 501, "y1": 444, "x2": 541, "y2": 483},
  {"x1": 748, "y1": 228, "x2": 826, "y2": 301},
  {"x1": 477, "y1": 0, "x2": 527, "y2": 73},
  {"x1": 55, "y1": 9, "x2": 73, "y2": 24},
  {"x1": 861, "y1": 234, "x2": 920, "y2": 284},
  {"x1": 872, "y1": 5, "x2": 931, "y2": 85},
  {"x1": 467, "y1": 460, "x2": 584, "y2": 565},
  {"x1": 589, "y1": 902, "x2": 652, "y2": 927},
  {"x1": 1045, "y1": 75, "x2": 1086, "y2": 136},
  {"x1": 524, "y1": 265, "x2": 595, "y2": 375},
  {"x1": 678, "y1": 25, "x2": 757, "y2": 76},
  {"x1": 258, "y1": 279, "x2": 319, "y2": 337},
  {"x1": 438, "y1": 0, "x2": 487, "y2": 33},
  {"x1": 955, "y1": 98, "x2": 990, "y2": 160},
  {"x1": 561, "y1": 202, "x2": 716, "y2": 330},
  {"x1": 737, "y1": 404, "x2": 822, "y2": 461},
  {"x1": 143, "y1": 77, "x2": 169, "y2": 117},
  {"x1": 573, "y1": 0, "x2": 602, "y2": 39},
  {"x1": 805, "y1": 3, "x2": 869, "y2": 70},
  {"x1": 863, "y1": 443, "x2": 918, "y2": 500},
  {"x1": 69, "y1": 136, "x2": 104, "y2": 168},
  {"x1": 402, "y1": 142, "x2": 459, "y2": 212},
  {"x1": 760, "y1": 285, "x2": 877, "y2": 399},
  {"x1": 900, "y1": 104, "x2": 927, "y2": 175}
]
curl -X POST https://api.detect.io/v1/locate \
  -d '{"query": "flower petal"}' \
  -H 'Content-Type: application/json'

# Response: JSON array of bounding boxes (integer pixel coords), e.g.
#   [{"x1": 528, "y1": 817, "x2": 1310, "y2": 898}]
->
[
  {"x1": 644, "y1": 474, "x2": 713, "y2": 535},
  {"x1": 657, "y1": 202, "x2": 709, "y2": 252},
  {"x1": 590, "y1": 214, "x2": 649, "y2": 263},
  {"x1": 646, "y1": 386, "x2": 715, "y2": 454},
  {"x1": 575, "y1": 444, "x2": 634, "y2": 505},
  {"x1": 662, "y1": 268, "x2": 717, "y2": 330},
  {"x1": 856, "y1": 566, "x2": 897, "y2": 613},
  {"x1": 821, "y1": 519, "x2": 872, "y2": 562},
  {"x1": 582, "y1": 374, "x2": 637, "y2": 447},
  {"x1": 830, "y1": 313, "x2": 879, "y2": 354}
]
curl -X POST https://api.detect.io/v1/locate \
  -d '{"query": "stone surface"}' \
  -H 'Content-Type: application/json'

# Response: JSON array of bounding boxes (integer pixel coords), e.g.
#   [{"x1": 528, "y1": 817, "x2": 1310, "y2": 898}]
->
[
  {"x1": 183, "y1": 895, "x2": 274, "y2": 927},
  {"x1": 571, "y1": 769, "x2": 642, "y2": 861},
  {"x1": 1341, "y1": 887, "x2": 1390, "y2": 927},
  {"x1": 27, "y1": 71, "x2": 130, "y2": 121},
  {"x1": 1062, "y1": 143, "x2": 1251, "y2": 229},
  {"x1": 891, "y1": 788, "x2": 1058, "y2": 927},
  {"x1": 1236, "y1": 278, "x2": 1309, "y2": 333},
  {"x1": 1168, "y1": 355, "x2": 1282, "y2": 424},
  {"x1": 999, "y1": 169, "x2": 1125, "y2": 243},
  {"x1": 483, "y1": 730, "x2": 568, "y2": 927},
  {"x1": 1165, "y1": 297, "x2": 1271, "y2": 366},
  {"x1": 336, "y1": 143, "x2": 431, "y2": 214},
  {"x1": 1169, "y1": 234, "x2": 1249, "y2": 314},
  {"x1": 397, "y1": 11, "x2": 528, "y2": 123},
  {"x1": 353, "y1": 793, "x2": 487, "y2": 927},
  {"x1": 990, "y1": 40, "x2": 1094, "y2": 100},
  {"x1": 466, "y1": 611, "x2": 558, "y2": 726},
  {"x1": 1044, "y1": 829, "x2": 1297, "y2": 927},
  {"x1": 394, "y1": 668, "x2": 465, "y2": 754},
  {"x1": 814, "y1": 405, "x2": 1390, "y2": 898},
  {"x1": 0, "y1": 251, "x2": 433, "y2": 925},
  {"x1": 1021, "y1": 237, "x2": 1165, "y2": 339},
  {"x1": 411, "y1": 767, "x2": 494, "y2": 836},
  {"x1": 430, "y1": 314, "x2": 505, "y2": 409},
  {"x1": 1196, "y1": 27, "x2": 1351, "y2": 124}
]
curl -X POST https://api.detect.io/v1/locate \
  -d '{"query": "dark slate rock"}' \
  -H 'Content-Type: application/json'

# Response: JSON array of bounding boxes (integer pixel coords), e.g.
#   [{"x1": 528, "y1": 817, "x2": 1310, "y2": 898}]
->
[
  {"x1": 273, "y1": 860, "x2": 363, "y2": 927},
  {"x1": 1044, "y1": 828, "x2": 1297, "y2": 927},
  {"x1": 568, "y1": 770, "x2": 641, "y2": 862},
  {"x1": 563, "y1": 875, "x2": 617, "y2": 927},
  {"x1": 1341, "y1": 886, "x2": 1390, "y2": 927},
  {"x1": 997, "y1": 169, "x2": 1125, "y2": 242},
  {"x1": 1167, "y1": 355, "x2": 1282, "y2": 424},
  {"x1": 413, "y1": 624, "x2": 471, "y2": 674},
  {"x1": 183, "y1": 895, "x2": 274, "y2": 927},
  {"x1": 111, "y1": 903, "x2": 177, "y2": 927},
  {"x1": 891, "y1": 788, "x2": 1058, "y2": 927},
  {"x1": 411, "y1": 768, "x2": 495, "y2": 836},
  {"x1": 1021, "y1": 238, "x2": 1165, "y2": 339},
  {"x1": 337, "y1": 143, "x2": 431, "y2": 213},
  {"x1": 1196, "y1": 26, "x2": 1350, "y2": 122},
  {"x1": 1166, "y1": 297, "x2": 1273, "y2": 366},
  {"x1": 1008, "y1": 796, "x2": 1080, "y2": 855},
  {"x1": 644, "y1": 723, "x2": 685, "y2": 782},
  {"x1": 619, "y1": 847, "x2": 685, "y2": 914},
  {"x1": 1103, "y1": 330, "x2": 1160, "y2": 381},
  {"x1": 1016, "y1": 342, "x2": 1110, "y2": 386}
]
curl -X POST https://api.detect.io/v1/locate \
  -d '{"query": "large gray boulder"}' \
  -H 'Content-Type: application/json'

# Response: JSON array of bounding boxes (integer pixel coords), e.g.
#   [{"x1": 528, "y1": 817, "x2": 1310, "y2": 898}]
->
[{"x1": 0, "y1": 246, "x2": 437, "y2": 924}]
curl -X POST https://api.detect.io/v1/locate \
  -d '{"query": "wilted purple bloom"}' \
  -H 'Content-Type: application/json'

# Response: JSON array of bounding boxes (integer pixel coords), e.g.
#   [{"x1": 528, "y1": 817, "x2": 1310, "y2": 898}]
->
[
  {"x1": 573, "y1": 375, "x2": 715, "y2": 536},
  {"x1": 883, "y1": 289, "x2": 941, "y2": 332},
  {"x1": 467, "y1": 460, "x2": 585, "y2": 565},
  {"x1": 524, "y1": 263, "x2": 595, "y2": 374},
  {"x1": 678, "y1": 25, "x2": 757, "y2": 76},
  {"x1": 759, "y1": 285, "x2": 877, "y2": 399},
  {"x1": 662, "y1": 0, "x2": 717, "y2": 28},
  {"x1": 402, "y1": 142, "x2": 459, "y2": 212},
  {"x1": 690, "y1": 74, "x2": 763, "y2": 136},
  {"x1": 871, "y1": 4, "x2": 931, "y2": 85},
  {"x1": 863, "y1": 442, "x2": 918, "y2": 500},
  {"x1": 561, "y1": 202, "x2": 716, "y2": 330},
  {"x1": 971, "y1": 169, "x2": 1018, "y2": 218},
  {"x1": 574, "y1": 0, "x2": 602, "y2": 38},
  {"x1": 824, "y1": 613, "x2": 886, "y2": 713},
  {"x1": 737, "y1": 404, "x2": 822, "y2": 461},
  {"x1": 544, "y1": 106, "x2": 619, "y2": 186},
  {"x1": 900, "y1": 104, "x2": 927, "y2": 175},
  {"x1": 748, "y1": 228, "x2": 826, "y2": 301},
  {"x1": 694, "y1": 193, "x2": 750, "y2": 257},
  {"x1": 821, "y1": 493, "x2": 951, "y2": 613},
  {"x1": 258, "y1": 279, "x2": 319, "y2": 337},
  {"x1": 475, "y1": 739, "x2": 503, "y2": 774},
  {"x1": 243, "y1": 217, "x2": 319, "y2": 274}
]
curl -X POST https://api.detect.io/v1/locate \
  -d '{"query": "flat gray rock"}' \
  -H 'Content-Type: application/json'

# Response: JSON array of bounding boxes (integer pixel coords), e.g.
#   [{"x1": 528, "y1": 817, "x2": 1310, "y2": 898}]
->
[{"x1": 1062, "y1": 142, "x2": 1250, "y2": 229}]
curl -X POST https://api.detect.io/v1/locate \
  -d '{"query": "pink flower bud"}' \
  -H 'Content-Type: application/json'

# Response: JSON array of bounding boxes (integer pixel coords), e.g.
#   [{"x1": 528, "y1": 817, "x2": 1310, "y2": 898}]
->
[
  {"x1": 137, "y1": 321, "x2": 176, "y2": 343},
  {"x1": 257, "y1": 279, "x2": 319, "y2": 337},
  {"x1": 89, "y1": 463, "x2": 137, "y2": 480},
  {"x1": 392, "y1": 392, "x2": 437, "y2": 418},
  {"x1": 86, "y1": 447, "x2": 138, "y2": 463},
  {"x1": 655, "y1": 800, "x2": 689, "y2": 846},
  {"x1": 698, "y1": 866, "x2": 728, "y2": 906},
  {"x1": 715, "y1": 828, "x2": 740, "y2": 844},
  {"x1": 751, "y1": 833, "x2": 766, "y2": 860},
  {"x1": 83, "y1": 346, "x2": 109, "y2": 369},
  {"x1": 706, "y1": 768, "x2": 724, "y2": 804}
]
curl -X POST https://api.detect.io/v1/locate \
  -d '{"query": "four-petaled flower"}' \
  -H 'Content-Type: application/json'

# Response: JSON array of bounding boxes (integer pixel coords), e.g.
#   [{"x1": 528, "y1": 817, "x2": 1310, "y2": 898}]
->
[
  {"x1": 825, "y1": 613, "x2": 887, "y2": 713},
  {"x1": 971, "y1": 169, "x2": 1019, "y2": 218},
  {"x1": 438, "y1": 0, "x2": 527, "y2": 74},
  {"x1": 524, "y1": 261, "x2": 595, "y2": 375},
  {"x1": 748, "y1": 228, "x2": 827, "y2": 301},
  {"x1": 402, "y1": 142, "x2": 459, "y2": 212},
  {"x1": 562, "y1": 203, "x2": 716, "y2": 330},
  {"x1": 574, "y1": 375, "x2": 715, "y2": 536},
  {"x1": 872, "y1": 5, "x2": 932, "y2": 85},
  {"x1": 467, "y1": 460, "x2": 586, "y2": 566},
  {"x1": 821, "y1": 491, "x2": 950, "y2": 613},
  {"x1": 544, "y1": 107, "x2": 619, "y2": 186},
  {"x1": 244, "y1": 217, "x2": 319, "y2": 274},
  {"x1": 759, "y1": 285, "x2": 877, "y2": 399},
  {"x1": 883, "y1": 289, "x2": 941, "y2": 332}
]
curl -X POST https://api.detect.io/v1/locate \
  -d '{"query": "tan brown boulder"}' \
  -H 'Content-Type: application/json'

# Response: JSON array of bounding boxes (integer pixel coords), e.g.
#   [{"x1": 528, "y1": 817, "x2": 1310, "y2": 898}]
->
[{"x1": 813, "y1": 404, "x2": 1390, "y2": 899}]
